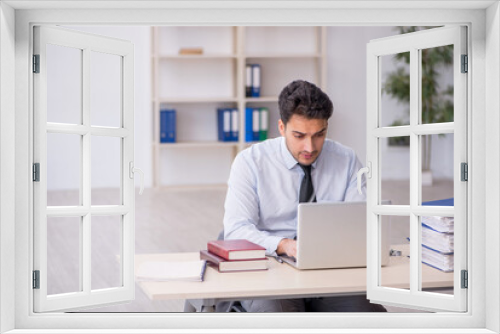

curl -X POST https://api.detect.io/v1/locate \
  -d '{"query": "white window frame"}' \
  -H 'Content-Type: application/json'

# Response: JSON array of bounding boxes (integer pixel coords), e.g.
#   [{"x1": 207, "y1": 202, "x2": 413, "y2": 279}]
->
[
  {"x1": 1, "y1": 2, "x2": 498, "y2": 333},
  {"x1": 32, "y1": 25, "x2": 135, "y2": 312},
  {"x1": 366, "y1": 26, "x2": 468, "y2": 312}
]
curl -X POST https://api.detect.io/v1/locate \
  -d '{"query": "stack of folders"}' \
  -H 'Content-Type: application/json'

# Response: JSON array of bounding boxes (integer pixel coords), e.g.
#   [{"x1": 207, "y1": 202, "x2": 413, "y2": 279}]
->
[
  {"x1": 160, "y1": 109, "x2": 176, "y2": 143},
  {"x1": 217, "y1": 108, "x2": 239, "y2": 142},
  {"x1": 245, "y1": 64, "x2": 261, "y2": 97},
  {"x1": 200, "y1": 239, "x2": 268, "y2": 273},
  {"x1": 418, "y1": 198, "x2": 454, "y2": 272},
  {"x1": 245, "y1": 107, "x2": 269, "y2": 142},
  {"x1": 420, "y1": 216, "x2": 454, "y2": 272}
]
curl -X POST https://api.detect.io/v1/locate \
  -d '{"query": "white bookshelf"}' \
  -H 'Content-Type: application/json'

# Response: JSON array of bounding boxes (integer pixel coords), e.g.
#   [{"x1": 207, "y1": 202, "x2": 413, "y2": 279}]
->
[{"x1": 151, "y1": 26, "x2": 327, "y2": 187}]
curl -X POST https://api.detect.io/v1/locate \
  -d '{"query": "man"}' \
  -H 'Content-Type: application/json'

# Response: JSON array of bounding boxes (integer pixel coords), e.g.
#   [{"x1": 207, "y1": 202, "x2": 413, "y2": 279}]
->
[{"x1": 223, "y1": 80, "x2": 385, "y2": 312}]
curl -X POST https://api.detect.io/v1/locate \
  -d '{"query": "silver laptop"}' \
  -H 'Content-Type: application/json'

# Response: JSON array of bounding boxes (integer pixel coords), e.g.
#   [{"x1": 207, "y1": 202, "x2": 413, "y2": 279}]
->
[{"x1": 281, "y1": 201, "x2": 391, "y2": 270}]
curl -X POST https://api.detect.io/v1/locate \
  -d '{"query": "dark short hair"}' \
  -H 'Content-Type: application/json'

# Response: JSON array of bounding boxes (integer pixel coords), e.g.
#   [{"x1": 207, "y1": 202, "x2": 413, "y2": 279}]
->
[{"x1": 278, "y1": 80, "x2": 333, "y2": 125}]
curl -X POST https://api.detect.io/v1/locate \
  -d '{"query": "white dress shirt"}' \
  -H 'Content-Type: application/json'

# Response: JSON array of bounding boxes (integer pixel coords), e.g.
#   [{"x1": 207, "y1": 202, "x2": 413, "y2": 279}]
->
[{"x1": 223, "y1": 137, "x2": 366, "y2": 255}]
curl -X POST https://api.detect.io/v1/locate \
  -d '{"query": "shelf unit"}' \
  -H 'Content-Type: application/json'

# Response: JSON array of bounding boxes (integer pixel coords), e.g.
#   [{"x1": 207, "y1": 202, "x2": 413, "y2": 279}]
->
[{"x1": 151, "y1": 26, "x2": 327, "y2": 187}]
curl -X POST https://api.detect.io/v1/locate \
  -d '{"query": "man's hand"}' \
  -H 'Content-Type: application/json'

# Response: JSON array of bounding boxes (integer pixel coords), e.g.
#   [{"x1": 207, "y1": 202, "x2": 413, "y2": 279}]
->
[{"x1": 276, "y1": 238, "x2": 297, "y2": 258}]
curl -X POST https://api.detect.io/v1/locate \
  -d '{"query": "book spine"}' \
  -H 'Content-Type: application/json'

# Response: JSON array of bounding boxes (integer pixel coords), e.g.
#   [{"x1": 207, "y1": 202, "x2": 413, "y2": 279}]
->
[
  {"x1": 223, "y1": 109, "x2": 231, "y2": 141},
  {"x1": 245, "y1": 107, "x2": 254, "y2": 142},
  {"x1": 207, "y1": 243, "x2": 231, "y2": 260},
  {"x1": 160, "y1": 110, "x2": 168, "y2": 143},
  {"x1": 217, "y1": 108, "x2": 231, "y2": 142},
  {"x1": 217, "y1": 108, "x2": 224, "y2": 141},
  {"x1": 252, "y1": 108, "x2": 260, "y2": 141},
  {"x1": 245, "y1": 64, "x2": 252, "y2": 97},
  {"x1": 231, "y1": 108, "x2": 239, "y2": 142},
  {"x1": 251, "y1": 64, "x2": 261, "y2": 97},
  {"x1": 259, "y1": 107, "x2": 268, "y2": 141}
]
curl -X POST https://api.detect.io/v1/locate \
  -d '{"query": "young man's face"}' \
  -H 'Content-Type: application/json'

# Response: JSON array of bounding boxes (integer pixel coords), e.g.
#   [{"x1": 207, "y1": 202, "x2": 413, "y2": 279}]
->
[{"x1": 279, "y1": 114, "x2": 328, "y2": 166}]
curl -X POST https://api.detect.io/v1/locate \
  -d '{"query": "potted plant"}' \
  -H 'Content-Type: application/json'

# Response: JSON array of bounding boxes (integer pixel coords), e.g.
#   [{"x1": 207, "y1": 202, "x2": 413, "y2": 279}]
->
[{"x1": 383, "y1": 26, "x2": 454, "y2": 185}]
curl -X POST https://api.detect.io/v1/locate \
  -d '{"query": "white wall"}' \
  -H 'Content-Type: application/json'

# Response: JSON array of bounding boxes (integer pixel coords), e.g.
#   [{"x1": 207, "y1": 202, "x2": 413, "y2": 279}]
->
[
  {"x1": 46, "y1": 26, "x2": 454, "y2": 190},
  {"x1": 0, "y1": 2, "x2": 16, "y2": 332}
]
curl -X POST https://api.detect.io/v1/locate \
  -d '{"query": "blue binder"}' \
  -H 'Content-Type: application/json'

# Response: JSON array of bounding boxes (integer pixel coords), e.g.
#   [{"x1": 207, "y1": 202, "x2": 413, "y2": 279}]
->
[
  {"x1": 422, "y1": 198, "x2": 454, "y2": 206},
  {"x1": 217, "y1": 108, "x2": 232, "y2": 142},
  {"x1": 160, "y1": 109, "x2": 176, "y2": 143},
  {"x1": 252, "y1": 108, "x2": 260, "y2": 141},
  {"x1": 245, "y1": 107, "x2": 254, "y2": 142},
  {"x1": 251, "y1": 64, "x2": 261, "y2": 97},
  {"x1": 231, "y1": 108, "x2": 239, "y2": 141}
]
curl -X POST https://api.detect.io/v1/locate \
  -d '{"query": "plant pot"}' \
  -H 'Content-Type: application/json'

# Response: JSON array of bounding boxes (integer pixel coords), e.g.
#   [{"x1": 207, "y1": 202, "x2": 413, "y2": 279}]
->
[{"x1": 422, "y1": 170, "x2": 433, "y2": 186}]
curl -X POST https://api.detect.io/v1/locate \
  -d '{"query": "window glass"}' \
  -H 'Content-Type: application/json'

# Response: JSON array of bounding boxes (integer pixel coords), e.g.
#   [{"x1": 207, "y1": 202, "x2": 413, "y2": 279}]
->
[
  {"x1": 47, "y1": 133, "x2": 81, "y2": 206},
  {"x1": 47, "y1": 216, "x2": 81, "y2": 295},
  {"x1": 47, "y1": 44, "x2": 82, "y2": 125},
  {"x1": 91, "y1": 215, "x2": 123, "y2": 290}
]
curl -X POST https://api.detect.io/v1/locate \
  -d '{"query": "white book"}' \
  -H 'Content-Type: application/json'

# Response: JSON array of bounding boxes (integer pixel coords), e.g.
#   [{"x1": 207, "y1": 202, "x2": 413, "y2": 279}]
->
[{"x1": 136, "y1": 260, "x2": 207, "y2": 282}]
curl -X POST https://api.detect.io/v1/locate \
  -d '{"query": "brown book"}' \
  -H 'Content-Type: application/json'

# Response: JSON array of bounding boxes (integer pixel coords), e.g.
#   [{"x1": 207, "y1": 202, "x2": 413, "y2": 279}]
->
[
  {"x1": 200, "y1": 250, "x2": 268, "y2": 272},
  {"x1": 178, "y1": 47, "x2": 203, "y2": 55},
  {"x1": 207, "y1": 239, "x2": 266, "y2": 260}
]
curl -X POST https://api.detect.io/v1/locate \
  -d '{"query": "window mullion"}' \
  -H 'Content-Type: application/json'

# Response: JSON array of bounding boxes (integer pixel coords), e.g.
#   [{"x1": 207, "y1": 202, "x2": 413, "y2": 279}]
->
[
  {"x1": 409, "y1": 47, "x2": 420, "y2": 295},
  {"x1": 82, "y1": 47, "x2": 91, "y2": 295}
]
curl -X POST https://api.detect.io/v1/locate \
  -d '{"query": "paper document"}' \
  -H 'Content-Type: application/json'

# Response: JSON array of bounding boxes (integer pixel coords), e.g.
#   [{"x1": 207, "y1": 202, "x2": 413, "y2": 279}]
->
[{"x1": 136, "y1": 260, "x2": 207, "y2": 282}]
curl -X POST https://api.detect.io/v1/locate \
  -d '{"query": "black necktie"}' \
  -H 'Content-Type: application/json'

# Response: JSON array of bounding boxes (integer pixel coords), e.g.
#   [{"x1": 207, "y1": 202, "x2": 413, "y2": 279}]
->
[{"x1": 299, "y1": 164, "x2": 316, "y2": 203}]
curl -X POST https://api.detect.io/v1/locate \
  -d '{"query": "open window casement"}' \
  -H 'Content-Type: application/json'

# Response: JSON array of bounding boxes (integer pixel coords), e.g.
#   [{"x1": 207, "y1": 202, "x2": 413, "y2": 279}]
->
[
  {"x1": 365, "y1": 26, "x2": 467, "y2": 312},
  {"x1": 33, "y1": 26, "x2": 136, "y2": 312}
]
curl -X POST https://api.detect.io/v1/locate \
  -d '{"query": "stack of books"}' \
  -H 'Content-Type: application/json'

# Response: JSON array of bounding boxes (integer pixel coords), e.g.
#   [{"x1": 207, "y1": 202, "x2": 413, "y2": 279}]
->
[
  {"x1": 200, "y1": 239, "x2": 268, "y2": 272},
  {"x1": 217, "y1": 108, "x2": 239, "y2": 142},
  {"x1": 245, "y1": 107, "x2": 269, "y2": 142},
  {"x1": 420, "y1": 216, "x2": 454, "y2": 272},
  {"x1": 245, "y1": 64, "x2": 261, "y2": 97}
]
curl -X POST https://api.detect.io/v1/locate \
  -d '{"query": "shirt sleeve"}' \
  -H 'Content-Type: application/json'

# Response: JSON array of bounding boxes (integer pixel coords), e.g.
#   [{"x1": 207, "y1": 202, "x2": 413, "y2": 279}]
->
[
  {"x1": 344, "y1": 150, "x2": 367, "y2": 202},
  {"x1": 223, "y1": 151, "x2": 284, "y2": 255}
]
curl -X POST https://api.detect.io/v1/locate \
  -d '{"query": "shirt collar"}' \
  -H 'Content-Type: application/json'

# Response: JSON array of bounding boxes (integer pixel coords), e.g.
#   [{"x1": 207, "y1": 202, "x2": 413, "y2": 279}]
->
[{"x1": 279, "y1": 137, "x2": 319, "y2": 170}]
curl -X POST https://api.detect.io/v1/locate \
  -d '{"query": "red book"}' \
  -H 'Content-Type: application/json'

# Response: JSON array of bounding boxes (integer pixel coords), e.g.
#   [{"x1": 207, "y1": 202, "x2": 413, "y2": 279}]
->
[
  {"x1": 207, "y1": 239, "x2": 266, "y2": 260},
  {"x1": 200, "y1": 250, "x2": 268, "y2": 272}
]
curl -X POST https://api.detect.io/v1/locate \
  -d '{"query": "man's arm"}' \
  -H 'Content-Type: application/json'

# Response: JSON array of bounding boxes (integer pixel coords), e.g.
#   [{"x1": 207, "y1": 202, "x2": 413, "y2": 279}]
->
[
  {"x1": 223, "y1": 152, "x2": 284, "y2": 255},
  {"x1": 344, "y1": 150, "x2": 367, "y2": 201}
]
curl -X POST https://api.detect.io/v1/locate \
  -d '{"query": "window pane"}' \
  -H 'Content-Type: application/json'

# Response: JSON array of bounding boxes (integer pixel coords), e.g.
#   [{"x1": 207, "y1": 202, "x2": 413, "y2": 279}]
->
[
  {"x1": 420, "y1": 216, "x2": 454, "y2": 295},
  {"x1": 421, "y1": 133, "x2": 454, "y2": 203},
  {"x1": 46, "y1": 44, "x2": 82, "y2": 124},
  {"x1": 92, "y1": 215, "x2": 122, "y2": 290},
  {"x1": 380, "y1": 215, "x2": 410, "y2": 290},
  {"x1": 380, "y1": 52, "x2": 410, "y2": 128},
  {"x1": 47, "y1": 133, "x2": 81, "y2": 206},
  {"x1": 91, "y1": 51, "x2": 122, "y2": 128},
  {"x1": 421, "y1": 45, "x2": 454, "y2": 124},
  {"x1": 381, "y1": 137, "x2": 410, "y2": 205},
  {"x1": 91, "y1": 136, "x2": 121, "y2": 205},
  {"x1": 47, "y1": 216, "x2": 81, "y2": 295}
]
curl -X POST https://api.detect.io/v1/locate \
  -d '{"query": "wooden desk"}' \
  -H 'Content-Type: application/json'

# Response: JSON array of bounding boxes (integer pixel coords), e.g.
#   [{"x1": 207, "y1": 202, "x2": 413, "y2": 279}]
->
[{"x1": 135, "y1": 246, "x2": 453, "y2": 312}]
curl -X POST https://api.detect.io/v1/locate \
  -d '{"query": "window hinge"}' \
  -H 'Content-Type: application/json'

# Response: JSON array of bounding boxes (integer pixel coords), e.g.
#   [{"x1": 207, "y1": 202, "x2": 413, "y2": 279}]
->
[
  {"x1": 461, "y1": 162, "x2": 468, "y2": 181},
  {"x1": 33, "y1": 163, "x2": 40, "y2": 182},
  {"x1": 33, "y1": 270, "x2": 40, "y2": 289},
  {"x1": 461, "y1": 270, "x2": 468, "y2": 289},
  {"x1": 461, "y1": 54, "x2": 468, "y2": 73},
  {"x1": 33, "y1": 54, "x2": 40, "y2": 73}
]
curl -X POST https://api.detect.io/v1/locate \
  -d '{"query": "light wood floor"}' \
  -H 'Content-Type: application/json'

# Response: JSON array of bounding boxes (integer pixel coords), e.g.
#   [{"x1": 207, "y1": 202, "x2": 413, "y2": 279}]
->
[{"x1": 46, "y1": 180, "x2": 453, "y2": 313}]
